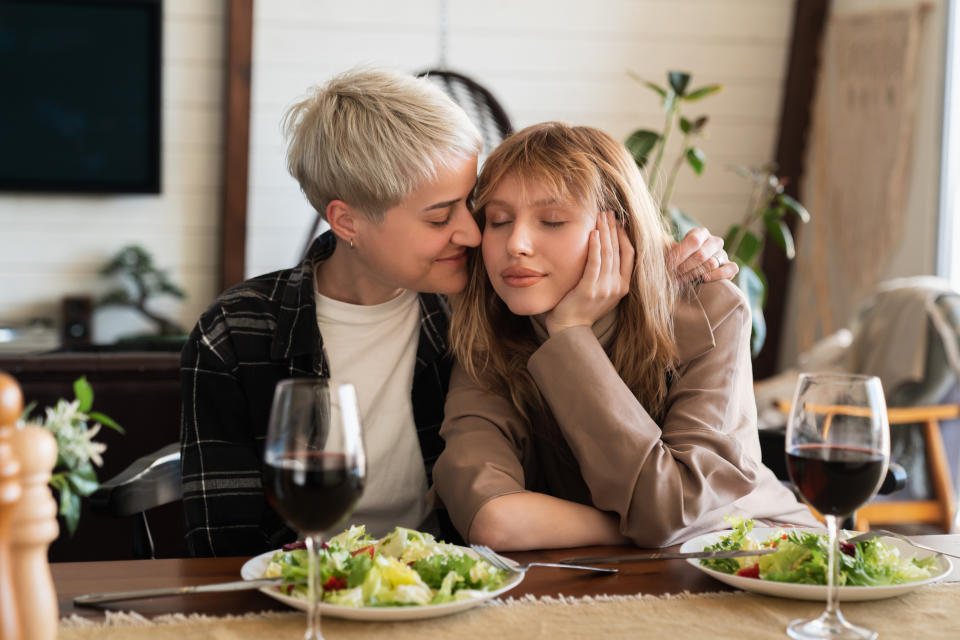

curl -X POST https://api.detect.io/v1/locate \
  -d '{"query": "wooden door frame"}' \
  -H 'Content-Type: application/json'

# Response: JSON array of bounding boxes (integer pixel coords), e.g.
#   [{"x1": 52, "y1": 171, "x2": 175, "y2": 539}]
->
[
  {"x1": 753, "y1": 0, "x2": 832, "y2": 378},
  {"x1": 219, "y1": 0, "x2": 253, "y2": 292}
]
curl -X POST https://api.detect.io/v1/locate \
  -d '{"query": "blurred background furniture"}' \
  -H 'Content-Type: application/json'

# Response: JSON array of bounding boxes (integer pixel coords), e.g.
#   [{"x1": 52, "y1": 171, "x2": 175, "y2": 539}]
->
[
  {"x1": 89, "y1": 443, "x2": 180, "y2": 559},
  {"x1": 0, "y1": 352, "x2": 184, "y2": 560},
  {"x1": 756, "y1": 277, "x2": 960, "y2": 533},
  {"x1": 418, "y1": 68, "x2": 514, "y2": 158}
]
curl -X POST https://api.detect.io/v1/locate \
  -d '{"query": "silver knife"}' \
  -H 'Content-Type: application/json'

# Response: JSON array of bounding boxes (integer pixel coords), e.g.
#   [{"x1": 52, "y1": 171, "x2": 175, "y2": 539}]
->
[
  {"x1": 74, "y1": 577, "x2": 291, "y2": 606},
  {"x1": 559, "y1": 547, "x2": 779, "y2": 565}
]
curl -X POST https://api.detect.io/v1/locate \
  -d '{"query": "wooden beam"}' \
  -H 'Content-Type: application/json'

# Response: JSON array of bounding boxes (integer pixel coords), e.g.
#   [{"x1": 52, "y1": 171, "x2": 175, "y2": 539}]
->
[
  {"x1": 753, "y1": 0, "x2": 832, "y2": 379},
  {"x1": 219, "y1": 0, "x2": 254, "y2": 292}
]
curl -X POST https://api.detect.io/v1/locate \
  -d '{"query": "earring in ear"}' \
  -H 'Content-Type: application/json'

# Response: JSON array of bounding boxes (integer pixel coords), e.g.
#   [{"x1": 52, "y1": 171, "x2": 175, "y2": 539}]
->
[{"x1": 349, "y1": 238, "x2": 355, "y2": 249}]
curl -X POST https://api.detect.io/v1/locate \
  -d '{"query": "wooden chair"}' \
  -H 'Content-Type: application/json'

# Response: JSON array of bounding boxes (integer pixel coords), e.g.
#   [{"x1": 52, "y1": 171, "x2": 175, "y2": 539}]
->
[
  {"x1": 856, "y1": 405, "x2": 959, "y2": 532},
  {"x1": 777, "y1": 399, "x2": 959, "y2": 532}
]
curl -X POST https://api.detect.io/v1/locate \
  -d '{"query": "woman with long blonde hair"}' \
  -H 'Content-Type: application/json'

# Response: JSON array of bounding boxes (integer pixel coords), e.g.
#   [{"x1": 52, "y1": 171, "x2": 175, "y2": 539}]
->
[{"x1": 433, "y1": 122, "x2": 815, "y2": 550}]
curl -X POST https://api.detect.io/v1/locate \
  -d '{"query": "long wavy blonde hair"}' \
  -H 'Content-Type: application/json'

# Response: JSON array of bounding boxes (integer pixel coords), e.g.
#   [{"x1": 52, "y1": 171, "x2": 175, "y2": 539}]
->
[{"x1": 451, "y1": 123, "x2": 681, "y2": 437}]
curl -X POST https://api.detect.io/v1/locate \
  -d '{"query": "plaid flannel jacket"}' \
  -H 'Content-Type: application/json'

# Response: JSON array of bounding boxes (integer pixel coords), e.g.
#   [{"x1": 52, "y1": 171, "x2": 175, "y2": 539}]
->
[{"x1": 180, "y1": 232, "x2": 453, "y2": 557}]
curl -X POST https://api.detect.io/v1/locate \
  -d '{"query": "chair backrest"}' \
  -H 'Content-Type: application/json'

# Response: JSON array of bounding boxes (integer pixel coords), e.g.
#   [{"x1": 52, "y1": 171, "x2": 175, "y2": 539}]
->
[
  {"x1": 845, "y1": 279, "x2": 960, "y2": 406},
  {"x1": 417, "y1": 69, "x2": 514, "y2": 158}
]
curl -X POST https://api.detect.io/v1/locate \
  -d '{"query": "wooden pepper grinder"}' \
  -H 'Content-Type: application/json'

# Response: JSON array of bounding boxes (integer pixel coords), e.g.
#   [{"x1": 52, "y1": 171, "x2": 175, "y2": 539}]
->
[
  {"x1": 0, "y1": 372, "x2": 24, "y2": 640},
  {"x1": 9, "y1": 418, "x2": 59, "y2": 640}
]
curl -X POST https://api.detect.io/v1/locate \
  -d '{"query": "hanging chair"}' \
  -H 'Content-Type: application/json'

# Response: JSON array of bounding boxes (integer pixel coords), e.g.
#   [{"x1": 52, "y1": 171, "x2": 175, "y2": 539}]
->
[{"x1": 417, "y1": 68, "x2": 514, "y2": 156}]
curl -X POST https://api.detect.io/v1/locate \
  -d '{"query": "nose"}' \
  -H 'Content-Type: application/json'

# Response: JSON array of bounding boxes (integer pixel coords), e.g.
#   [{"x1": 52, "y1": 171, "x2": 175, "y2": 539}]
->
[
  {"x1": 506, "y1": 221, "x2": 533, "y2": 257},
  {"x1": 451, "y1": 203, "x2": 481, "y2": 247}
]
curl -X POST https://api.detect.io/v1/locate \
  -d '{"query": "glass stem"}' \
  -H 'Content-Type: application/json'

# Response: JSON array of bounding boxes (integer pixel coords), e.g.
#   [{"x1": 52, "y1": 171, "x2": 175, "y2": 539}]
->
[
  {"x1": 825, "y1": 514, "x2": 840, "y2": 619},
  {"x1": 304, "y1": 534, "x2": 324, "y2": 640}
]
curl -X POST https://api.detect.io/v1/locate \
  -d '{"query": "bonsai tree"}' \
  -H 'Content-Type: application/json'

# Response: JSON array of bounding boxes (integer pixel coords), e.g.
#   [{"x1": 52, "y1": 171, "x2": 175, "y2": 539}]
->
[
  {"x1": 98, "y1": 245, "x2": 186, "y2": 337},
  {"x1": 625, "y1": 71, "x2": 810, "y2": 355}
]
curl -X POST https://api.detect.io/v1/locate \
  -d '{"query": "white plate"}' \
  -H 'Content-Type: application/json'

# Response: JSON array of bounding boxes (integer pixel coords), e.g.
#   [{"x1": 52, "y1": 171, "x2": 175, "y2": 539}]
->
[
  {"x1": 680, "y1": 527, "x2": 952, "y2": 601},
  {"x1": 240, "y1": 547, "x2": 524, "y2": 621}
]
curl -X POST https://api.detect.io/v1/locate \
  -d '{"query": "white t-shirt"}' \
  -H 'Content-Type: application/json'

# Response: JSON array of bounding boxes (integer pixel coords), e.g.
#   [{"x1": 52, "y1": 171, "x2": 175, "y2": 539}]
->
[{"x1": 314, "y1": 287, "x2": 430, "y2": 537}]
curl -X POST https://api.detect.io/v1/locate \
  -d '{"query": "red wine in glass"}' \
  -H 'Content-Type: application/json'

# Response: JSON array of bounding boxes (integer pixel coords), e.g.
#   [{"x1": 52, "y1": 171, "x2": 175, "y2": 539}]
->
[
  {"x1": 784, "y1": 373, "x2": 889, "y2": 640},
  {"x1": 264, "y1": 452, "x2": 363, "y2": 534},
  {"x1": 787, "y1": 444, "x2": 886, "y2": 517},
  {"x1": 264, "y1": 379, "x2": 365, "y2": 640}
]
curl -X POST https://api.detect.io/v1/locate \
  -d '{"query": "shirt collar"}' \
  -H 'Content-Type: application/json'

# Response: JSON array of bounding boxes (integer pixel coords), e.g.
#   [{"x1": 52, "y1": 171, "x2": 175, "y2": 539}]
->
[{"x1": 270, "y1": 231, "x2": 336, "y2": 362}]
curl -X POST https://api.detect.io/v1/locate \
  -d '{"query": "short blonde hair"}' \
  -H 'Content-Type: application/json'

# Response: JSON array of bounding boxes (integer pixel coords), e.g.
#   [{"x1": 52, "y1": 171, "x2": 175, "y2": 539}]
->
[{"x1": 283, "y1": 68, "x2": 483, "y2": 222}]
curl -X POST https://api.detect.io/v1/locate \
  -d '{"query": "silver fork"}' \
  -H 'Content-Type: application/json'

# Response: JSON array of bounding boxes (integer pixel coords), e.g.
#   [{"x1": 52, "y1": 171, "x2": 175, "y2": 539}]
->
[
  {"x1": 845, "y1": 529, "x2": 960, "y2": 559},
  {"x1": 470, "y1": 544, "x2": 618, "y2": 574}
]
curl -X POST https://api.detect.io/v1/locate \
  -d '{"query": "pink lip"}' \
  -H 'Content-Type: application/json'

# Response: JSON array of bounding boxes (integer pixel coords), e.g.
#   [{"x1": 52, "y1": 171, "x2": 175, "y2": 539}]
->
[
  {"x1": 501, "y1": 267, "x2": 544, "y2": 278},
  {"x1": 436, "y1": 251, "x2": 467, "y2": 264},
  {"x1": 501, "y1": 266, "x2": 545, "y2": 288}
]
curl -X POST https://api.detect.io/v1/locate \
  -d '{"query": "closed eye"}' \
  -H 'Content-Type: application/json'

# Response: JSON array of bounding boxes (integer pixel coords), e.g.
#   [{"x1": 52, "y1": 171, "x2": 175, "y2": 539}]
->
[{"x1": 542, "y1": 220, "x2": 565, "y2": 228}]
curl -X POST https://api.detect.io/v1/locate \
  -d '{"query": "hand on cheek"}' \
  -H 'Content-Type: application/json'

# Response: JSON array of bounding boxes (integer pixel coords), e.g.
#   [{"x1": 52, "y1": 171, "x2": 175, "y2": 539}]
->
[{"x1": 544, "y1": 211, "x2": 635, "y2": 336}]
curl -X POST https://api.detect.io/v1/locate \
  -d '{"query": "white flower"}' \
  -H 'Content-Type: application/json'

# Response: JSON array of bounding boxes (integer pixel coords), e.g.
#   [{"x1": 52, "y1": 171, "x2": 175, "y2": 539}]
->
[{"x1": 31, "y1": 398, "x2": 109, "y2": 469}]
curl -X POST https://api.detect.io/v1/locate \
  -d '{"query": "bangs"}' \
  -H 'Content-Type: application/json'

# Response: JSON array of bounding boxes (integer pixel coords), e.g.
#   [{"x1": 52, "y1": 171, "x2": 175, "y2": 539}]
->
[{"x1": 476, "y1": 142, "x2": 601, "y2": 214}]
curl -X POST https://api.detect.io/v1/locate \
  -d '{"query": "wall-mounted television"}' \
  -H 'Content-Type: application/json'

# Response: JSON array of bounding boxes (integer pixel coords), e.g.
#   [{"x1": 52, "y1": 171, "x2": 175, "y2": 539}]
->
[{"x1": 0, "y1": 0, "x2": 162, "y2": 194}]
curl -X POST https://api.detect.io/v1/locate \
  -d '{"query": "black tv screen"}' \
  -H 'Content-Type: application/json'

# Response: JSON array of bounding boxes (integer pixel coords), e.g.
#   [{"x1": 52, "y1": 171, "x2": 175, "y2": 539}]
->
[{"x1": 0, "y1": 0, "x2": 162, "y2": 193}]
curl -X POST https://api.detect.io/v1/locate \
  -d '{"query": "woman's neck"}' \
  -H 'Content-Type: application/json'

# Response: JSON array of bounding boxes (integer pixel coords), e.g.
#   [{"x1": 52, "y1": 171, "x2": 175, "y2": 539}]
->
[{"x1": 314, "y1": 243, "x2": 406, "y2": 306}]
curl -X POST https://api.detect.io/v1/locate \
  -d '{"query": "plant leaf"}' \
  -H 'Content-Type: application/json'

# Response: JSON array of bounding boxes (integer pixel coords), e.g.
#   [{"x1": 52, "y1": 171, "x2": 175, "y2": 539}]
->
[
  {"x1": 668, "y1": 71, "x2": 691, "y2": 96},
  {"x1": 74, "y1": 376, "x2": 93, "y2": 413},
  {"x1": 685, "y1": 147, "x2": 706, "y2": 175},
  {"x1": 763, "y1": 210, "x2": 796, "y2": 259},
  {"x1": 734, "y1": 231, "x2": 763, "y2": 265},
  {"x1": 628, "y1": 71, "x2": 667, "y2": 98},
  {"x1": 665, "y1": 207, "x2": 702, "y2": 242},
  {"x1": 679, "y1": 117, "x2": 692, "y2": 134},
  {"x1": 683, "y1": 84, "x2": 723, "y2": 101},
  {"x1": 66, "y1": 464, "x2": 99, "y2": 497},
  {"x1": 688, "y1": 116, "x2": 708, "y2": 135},
  {"x1": 49, "y1": 472, "x2": 67, "y2": 492},
  {"x1": 19, "y1": 400, "x2": 37, "y2": 423},
  {"x1": 778, "y1": 193, "x2": 811, "y2": 223},
  {"x1": 734, "y1": 263, "x2": 767, "y2": 357},
  {"x1": 88, "y1": 410, "x2": 125, "y2": 434},
  {"x1": 625, "y1": 129, "x2": 660, "y2": 168},
  {"x1": 644, "y1": 81, "x2": 667, "y2": 97},
  {"x1": 56, "y1": 482, "x2": 82, "y2": 537},
  {"x1": 724, "y1": 224, "x2": 742, "y2": 250}
]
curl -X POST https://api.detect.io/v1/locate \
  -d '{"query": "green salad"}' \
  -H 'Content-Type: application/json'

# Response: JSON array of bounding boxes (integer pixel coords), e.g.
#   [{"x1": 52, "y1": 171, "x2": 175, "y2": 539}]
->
[
  {"x1": 262, "y1": 525, "x2": 507, "y2": 607},
  {"x1": 700, "y1": 517, "x2": 941, "y2": 587}
]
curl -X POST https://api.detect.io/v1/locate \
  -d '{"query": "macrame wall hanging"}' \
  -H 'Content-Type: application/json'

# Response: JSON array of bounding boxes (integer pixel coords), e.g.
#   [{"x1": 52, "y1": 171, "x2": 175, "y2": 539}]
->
[{"x1": 792, "y1": 6, "x2": 926, "y2": 353}]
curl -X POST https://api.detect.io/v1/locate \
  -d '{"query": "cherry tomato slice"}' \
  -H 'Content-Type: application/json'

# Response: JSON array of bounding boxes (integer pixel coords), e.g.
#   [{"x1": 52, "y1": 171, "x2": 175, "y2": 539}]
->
[{"x1": 736, "y1": 564, "x2": 760, "y2": 579}]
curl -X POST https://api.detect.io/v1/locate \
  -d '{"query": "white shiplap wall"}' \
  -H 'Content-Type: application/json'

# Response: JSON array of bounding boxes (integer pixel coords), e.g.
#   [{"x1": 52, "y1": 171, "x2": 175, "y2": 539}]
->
[
  {"x1": 0, "y1": 0, "x2": 225, "y2": 343},
  {"x1": 0, "y1": 0, "x2": 797, "y2": 342},
  {"x1": 246, "y1": 0, "x2": 796, "y2": 277}
]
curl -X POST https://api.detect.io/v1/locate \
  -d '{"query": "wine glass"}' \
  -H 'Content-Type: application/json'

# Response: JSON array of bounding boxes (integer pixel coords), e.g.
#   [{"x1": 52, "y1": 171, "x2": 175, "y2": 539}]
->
[
  {"x1": 263, "y1": 379, "x2": 365, "y2": 640},
  {"x1": 785, "y1": 373, "x2": 890, "y2": 640}
]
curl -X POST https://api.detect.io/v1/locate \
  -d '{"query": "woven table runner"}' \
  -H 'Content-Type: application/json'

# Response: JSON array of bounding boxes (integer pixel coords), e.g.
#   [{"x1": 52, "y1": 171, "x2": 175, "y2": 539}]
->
[{"x1": 60, "y1": 585, "x2": 959, "y2": 640}]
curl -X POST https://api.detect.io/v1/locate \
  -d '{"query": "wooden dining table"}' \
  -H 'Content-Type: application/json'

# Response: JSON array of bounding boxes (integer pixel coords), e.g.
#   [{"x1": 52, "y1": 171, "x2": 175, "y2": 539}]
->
[
  {"x1": 54, "y1": 543, "x2": 730, "y2": 620},
  {"x1": 54, "y1": 534, "x2": 960, "y2": 621}
]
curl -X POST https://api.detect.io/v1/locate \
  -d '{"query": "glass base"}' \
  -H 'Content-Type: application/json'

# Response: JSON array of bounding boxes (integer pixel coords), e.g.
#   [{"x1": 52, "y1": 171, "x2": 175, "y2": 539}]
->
[{"x1": 787, "y1": 612, "x2": 877, "y2": 640}]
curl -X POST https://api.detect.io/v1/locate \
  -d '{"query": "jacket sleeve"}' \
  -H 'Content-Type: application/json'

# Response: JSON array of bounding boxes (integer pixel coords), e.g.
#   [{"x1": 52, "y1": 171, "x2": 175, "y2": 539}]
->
[
  {"x1": 527, "y1": 282, "x2": 767, "y2": 547},
  {"x1": 180, "y1": 315, "x2": 290, "y2": 557},
  {"x1": 432, "y1": 363, "x2": 528, "y2": 539}
]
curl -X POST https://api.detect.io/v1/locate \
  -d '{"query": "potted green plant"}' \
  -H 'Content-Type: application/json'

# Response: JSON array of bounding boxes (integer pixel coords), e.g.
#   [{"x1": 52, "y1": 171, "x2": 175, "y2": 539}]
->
[
  {"x1": 625, "y1": 71, "x2": 811, "y2": 355},
  {"x1": 98, "y1": 245, "x2": 187, "y2": 342}
]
